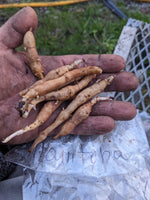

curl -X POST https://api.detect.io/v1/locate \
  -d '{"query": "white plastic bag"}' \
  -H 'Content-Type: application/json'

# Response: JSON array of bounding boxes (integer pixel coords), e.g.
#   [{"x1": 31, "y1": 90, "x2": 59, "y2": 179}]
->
[{"x1": 5, "y1": 112, "x2": 150, "y2": 199}]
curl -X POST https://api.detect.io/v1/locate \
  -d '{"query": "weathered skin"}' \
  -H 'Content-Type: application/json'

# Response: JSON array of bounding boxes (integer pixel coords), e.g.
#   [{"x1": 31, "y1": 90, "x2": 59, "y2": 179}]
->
[{"x1": 0, "y1": 7, "x2": 139, "y2": 145}]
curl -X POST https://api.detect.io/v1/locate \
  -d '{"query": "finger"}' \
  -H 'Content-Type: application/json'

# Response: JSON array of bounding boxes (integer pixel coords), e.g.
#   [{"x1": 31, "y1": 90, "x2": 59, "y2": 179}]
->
[
  {"x1": 42, "y1": 116, "x2": 115, "y2": 137},
  {"x1": 101, "y1": 71, "x2": 139, "y2": 92},
  {"x1": 0, "y1": 7, "x2": 38, "y2": 49},
  {"x1": 92, "y1": 71, "x2": 139, "y2": 92},
  {"x1": 87, "y1": 71, "x2": 138, "y2": 92},
  {"x1": 91, "y1": 101, "x2": 137, "y2": 121},
  {"x1": 0, "y1": 95, "x2": 135, "y2": 144},
  {"x1": 40, "y1": 54, "x2": 126, "y2": 74},
  {"x1": 10, "y1": 54, "x2": 127, "y2": 99},
  {"x1": 71, "y1": 116, "x2": 115, "y2": 136},
  {"x1": 5, "y1": 116, "x2": 115, "y2": 145},
  {"x1": 0, "y1": 93, "x2": 114, "y2": 144}
]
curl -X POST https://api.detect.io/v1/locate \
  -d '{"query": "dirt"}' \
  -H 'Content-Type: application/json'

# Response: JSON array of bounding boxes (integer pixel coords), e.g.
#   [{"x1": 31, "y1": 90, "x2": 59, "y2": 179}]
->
[{"x1": 113, "y1": 0, "x2": 150, "y2": 14}]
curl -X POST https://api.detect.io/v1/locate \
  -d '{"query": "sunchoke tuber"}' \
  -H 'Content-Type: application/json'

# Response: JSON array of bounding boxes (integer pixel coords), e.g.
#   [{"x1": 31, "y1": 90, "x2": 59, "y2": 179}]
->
[
  {"x1": 21, "y1": 66, "x2": 102, "y2": 102},
  {"x1": 2, "y1": 101, "x2": 62, "y2": 143},
  {"x1": 54, "y1": 96, "x2": 112, "y2": 140},
  {"x1": 23, "y1": 28, "x2": 44, "y2": 79},
  {"x1": 20, "y1": 59, "x2": 83, "y2": 96},
  {"x1": 23, "y1": 74, "x2": 95, "y2": 118},
  {"x1": 29, "y1": 75, "x2": 115, "y2": 152}
]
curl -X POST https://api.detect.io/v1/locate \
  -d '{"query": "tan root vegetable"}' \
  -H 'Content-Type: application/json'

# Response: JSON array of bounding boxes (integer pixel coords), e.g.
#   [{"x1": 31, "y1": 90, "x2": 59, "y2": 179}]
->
[
  {"x1": 29, "y1": 75, "x2": 115, "y2": 152},
  {"x1": 43, "y1": 59, "x2": 84, "y2": 81},
  {"x1": 22, "y1": 97, "x2": 45, "y2": 118},
  {"x1": 19, "y1": 66, "x2": 101, "y2": 116},
  {"x1": 54, "y1": 96, "x2": 112, "y2": 140},
  {"x1": 21, "y1": 66, "x2": 102, "y2": 102},
  {"x1": 23, "y1": 28, "x2": 44, "y2": 79},
  {"x1": 41, "y1": 74, "x2": 95, "y2": 101},
  {"x1": 20, "y1": 59, "x2": 84, "y2": 96},
  {"x1": 2, "y1": 101, "x2": 62, "y2": 143},
  {"x1": 23, "y1": 74, "x2": 95, "y2": 118}
]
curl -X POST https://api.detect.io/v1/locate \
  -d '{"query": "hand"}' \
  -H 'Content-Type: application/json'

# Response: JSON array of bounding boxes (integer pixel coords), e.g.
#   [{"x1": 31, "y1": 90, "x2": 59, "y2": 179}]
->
[{"x1": 0, "y1": 7, "x2": 138, "y2": 145}]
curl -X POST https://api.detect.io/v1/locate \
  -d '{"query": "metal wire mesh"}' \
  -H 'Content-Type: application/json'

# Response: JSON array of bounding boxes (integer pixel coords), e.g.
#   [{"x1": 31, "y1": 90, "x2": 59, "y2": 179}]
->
[{"x1": 115, "y1": 18, "x2": 150, "y2": 113}]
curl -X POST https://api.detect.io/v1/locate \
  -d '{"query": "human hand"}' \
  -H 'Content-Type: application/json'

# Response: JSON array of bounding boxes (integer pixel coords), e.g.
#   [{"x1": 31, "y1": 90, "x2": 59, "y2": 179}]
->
[{"x1": 0, "y1": 7, "x2": 138, "y2": 145}]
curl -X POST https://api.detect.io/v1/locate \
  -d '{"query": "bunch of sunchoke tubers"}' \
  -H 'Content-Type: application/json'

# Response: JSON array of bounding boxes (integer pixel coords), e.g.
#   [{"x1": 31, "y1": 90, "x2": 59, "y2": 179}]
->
[{"x1": 3, "y1": 29, "x2": 115, "y2": 152}]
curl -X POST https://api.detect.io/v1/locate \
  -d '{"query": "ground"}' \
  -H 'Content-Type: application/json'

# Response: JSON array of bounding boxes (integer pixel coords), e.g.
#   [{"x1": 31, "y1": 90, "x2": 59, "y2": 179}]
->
[{"x1": 0, "y1": 0, "x2": 149, "y2": 55}]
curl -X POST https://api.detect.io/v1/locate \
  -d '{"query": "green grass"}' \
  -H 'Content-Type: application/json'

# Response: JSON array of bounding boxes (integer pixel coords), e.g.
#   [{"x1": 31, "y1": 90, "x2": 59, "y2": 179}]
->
[
  {"x1": 34, "y1": 2, "x2": 127, "y2": 55},
  {"x1": 0, "y1": 1, "x2": 150, "y2": 55},
  {"x1": 35, "y1": 3, "x2": 126, "y2": 55}
]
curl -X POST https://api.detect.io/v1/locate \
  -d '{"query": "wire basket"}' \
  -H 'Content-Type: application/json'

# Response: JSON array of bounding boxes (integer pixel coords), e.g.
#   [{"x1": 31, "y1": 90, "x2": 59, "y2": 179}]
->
[{"x1": 114, "y1": 18, "x2": 150, "y2": 113}]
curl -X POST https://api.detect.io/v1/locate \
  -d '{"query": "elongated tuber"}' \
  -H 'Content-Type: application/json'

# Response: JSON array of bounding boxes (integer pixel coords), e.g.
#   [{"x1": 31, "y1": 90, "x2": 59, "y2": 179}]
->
[
  {"x1": 54, "y1": 96, "x2": 112, "y2": 140},
  {"x1": 2, "y1": 101, "x2": 62, "y2": 143},
  {"x1": 23, "y1": 74, "x2": 95, "y2": 118},
  {"x1": 41, "y1": 74, "x2": 95, "y2": 101},
  {"x1": 29, "y1": 75, "x2": 115, "y2": 152},
  {"x1": 23, "y1": 28, "x2": 44, "y2": 79},
  {"x1": 20, "y1": 59, "x2": 84, "y2": 96},
  {"x1": 43, "y1": 59, "x2": 84, "y2": 81},
  {"x1": 21, "y1": 66, "x2": 102, "y2": 102}
]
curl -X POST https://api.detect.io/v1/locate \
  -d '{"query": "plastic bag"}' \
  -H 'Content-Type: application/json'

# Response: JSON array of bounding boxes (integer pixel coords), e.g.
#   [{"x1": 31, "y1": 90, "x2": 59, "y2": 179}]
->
[{"x1": 5, "y1": 112, "x2": 150, "y2": 199}]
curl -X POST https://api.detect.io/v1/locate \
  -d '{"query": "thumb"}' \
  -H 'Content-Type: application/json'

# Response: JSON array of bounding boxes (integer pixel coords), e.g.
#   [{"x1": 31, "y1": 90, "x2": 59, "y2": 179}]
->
[{"x1": 0, "y1": 7, "x2": 38, "y2": 49}]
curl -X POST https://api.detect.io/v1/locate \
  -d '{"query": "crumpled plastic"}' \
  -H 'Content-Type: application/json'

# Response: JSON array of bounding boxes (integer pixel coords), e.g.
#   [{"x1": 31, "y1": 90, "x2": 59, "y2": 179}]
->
[
  {"x1": 5, "y1": 111, "x2": 150, "y2": 200},
  {"x1": 140, "y1": 111, "x2": 150, "y2": 145}
]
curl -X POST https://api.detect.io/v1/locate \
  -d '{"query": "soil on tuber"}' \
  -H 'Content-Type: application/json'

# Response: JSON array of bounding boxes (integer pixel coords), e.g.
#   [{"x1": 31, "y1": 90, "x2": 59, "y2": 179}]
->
[
  {"x1": 29, "y1": 75, "x2": 115, "y2": 152},
  {"x1": 22, "y1": 74, "x2": 95, "y2": 118},
  {"x1": 22, "y1": 66, "x2": 102, "y2": 101},
  {"x1": 2, "y1": 101, "x2": 62, "y2": 143},
  {"x1": 54, "y1": 96, "x2": 112, "y2": 140},
  {"x1": 20, "y1": 59, "x2": 84, "y2": 96},
  {"x1": 23, "y1": 28, "x2": 44, "y2": 79}
]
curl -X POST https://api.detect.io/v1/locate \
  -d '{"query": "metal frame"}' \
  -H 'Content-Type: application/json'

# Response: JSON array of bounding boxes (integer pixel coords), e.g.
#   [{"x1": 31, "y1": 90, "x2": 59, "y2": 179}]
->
[{"x1": 115, "y1": 18, "x2": 150, "y2": 112}]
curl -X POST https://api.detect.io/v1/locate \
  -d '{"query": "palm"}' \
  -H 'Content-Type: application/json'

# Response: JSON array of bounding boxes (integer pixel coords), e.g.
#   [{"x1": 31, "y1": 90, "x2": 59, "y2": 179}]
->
[{"x1": 0, "y1": 7, "x2": 138, "y2": 145}]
